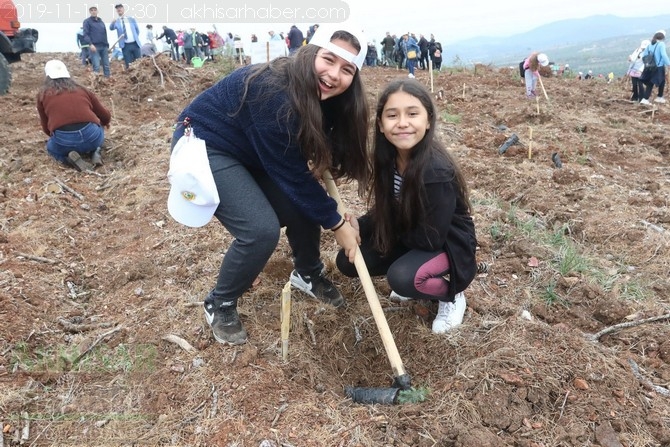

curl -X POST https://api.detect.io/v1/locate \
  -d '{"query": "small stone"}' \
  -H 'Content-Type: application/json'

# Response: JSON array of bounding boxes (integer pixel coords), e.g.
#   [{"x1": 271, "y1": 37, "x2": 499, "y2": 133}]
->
[
  {"x1": 192, "y1": 357, "x2": 205, "y2": 368},
  {"x1": 573, "y1": 378, "x2": 589, "y2": 390}
]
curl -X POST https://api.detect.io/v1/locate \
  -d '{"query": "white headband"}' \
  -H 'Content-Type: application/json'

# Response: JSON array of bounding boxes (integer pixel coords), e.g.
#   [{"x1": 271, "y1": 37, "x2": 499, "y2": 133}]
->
[{"x1": 308, "y1": 22, "x2": 367, "y2": 70}]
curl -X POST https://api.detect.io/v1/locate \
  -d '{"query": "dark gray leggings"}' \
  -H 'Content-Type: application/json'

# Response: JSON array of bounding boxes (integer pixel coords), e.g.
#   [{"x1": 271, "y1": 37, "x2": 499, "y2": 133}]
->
[{"x1": 206, "y1": 150, "x2": 323, "y2": 306}]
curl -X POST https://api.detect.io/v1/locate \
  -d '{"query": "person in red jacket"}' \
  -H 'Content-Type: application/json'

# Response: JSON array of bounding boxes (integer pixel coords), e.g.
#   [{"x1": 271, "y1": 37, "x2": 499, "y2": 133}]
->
[{"x1": 36, "y1": 60, "x2": 111, "y2": 170}]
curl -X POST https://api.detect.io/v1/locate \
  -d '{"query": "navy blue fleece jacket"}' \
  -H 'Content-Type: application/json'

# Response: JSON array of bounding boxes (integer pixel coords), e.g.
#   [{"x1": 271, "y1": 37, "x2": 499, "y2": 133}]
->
[{"x1": 174, "y1": 64, "x2": 341, "y2": 229}]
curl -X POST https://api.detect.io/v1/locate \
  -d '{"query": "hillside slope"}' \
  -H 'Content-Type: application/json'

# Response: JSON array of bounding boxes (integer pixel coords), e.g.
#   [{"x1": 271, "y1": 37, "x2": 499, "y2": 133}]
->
[{"x1": 1, "y1": 54, "x2": 670, "y2": 446}]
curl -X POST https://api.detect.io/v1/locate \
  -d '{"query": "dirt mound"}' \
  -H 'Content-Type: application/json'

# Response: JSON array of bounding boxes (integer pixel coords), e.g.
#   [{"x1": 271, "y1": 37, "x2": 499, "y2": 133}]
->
[{"x1": 1, "y1": 53, "x2": 670, "y2": 446}]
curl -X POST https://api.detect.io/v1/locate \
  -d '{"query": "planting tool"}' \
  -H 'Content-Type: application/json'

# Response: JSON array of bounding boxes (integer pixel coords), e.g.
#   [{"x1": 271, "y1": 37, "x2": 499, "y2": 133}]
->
[
  {"x1": 323, "y1": 172, "x2": 412, "y2": 404},
  {"x1": 538, "y1": 75, "x2": 550, "y2": 103},
  {"x1": 497, "y1": 133, "x2": 519, "y2": 154}
]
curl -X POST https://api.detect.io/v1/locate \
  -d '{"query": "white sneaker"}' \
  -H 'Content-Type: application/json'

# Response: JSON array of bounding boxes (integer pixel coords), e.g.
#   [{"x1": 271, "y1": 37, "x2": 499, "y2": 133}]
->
[
  {"x1": 640, "y1": 98, "x2": 652, "y2": 105},
  {"x1": 654, "y1": 97, "x2": 666, "y2": 103},
  {"x1": 408, "y1": 73, "x2": 415, "y2": 78},
  {"x1": 389, "y1": 290, "x2": 411, "y2": 302},
  {"x1": 432, "y1": 292, "x2": 466, "y2": 334}
]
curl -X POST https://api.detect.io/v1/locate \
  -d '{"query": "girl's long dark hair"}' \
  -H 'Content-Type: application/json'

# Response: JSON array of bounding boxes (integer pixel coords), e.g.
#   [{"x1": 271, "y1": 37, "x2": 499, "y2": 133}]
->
[
  {"x1": 370, "y1": 79, "x2": 471, "y2": 254},
  {"x1": 651, "y1": 31, "x2": 665, "y2": 44},
  {"x1": 239, "y1": 31, "x2": 370, "y2": 185},
  {"x1": 38, "y1": 78, "x2": 81, "y2": 101}
]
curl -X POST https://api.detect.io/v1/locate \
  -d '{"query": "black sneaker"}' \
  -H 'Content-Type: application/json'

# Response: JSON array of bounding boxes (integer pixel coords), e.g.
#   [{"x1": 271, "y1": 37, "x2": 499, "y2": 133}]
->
[
  {"x1": 67, "y1": 151, "x2": 93, "y2": 172},
  {"x1": 204, "y1": 301, "x2": 247, "y2": 345},
  {"x1": 290, "y1": 270, "x2": 344, "y2": 308}
]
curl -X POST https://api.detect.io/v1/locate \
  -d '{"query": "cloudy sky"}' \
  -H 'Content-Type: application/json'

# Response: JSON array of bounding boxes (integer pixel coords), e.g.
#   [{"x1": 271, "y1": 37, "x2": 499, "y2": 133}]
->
[{"x1": 19, "y1": 0, "x2": 670, "y2": 52}]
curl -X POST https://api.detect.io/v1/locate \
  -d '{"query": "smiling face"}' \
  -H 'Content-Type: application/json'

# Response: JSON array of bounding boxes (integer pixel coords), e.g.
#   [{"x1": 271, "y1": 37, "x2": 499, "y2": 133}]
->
[
  {"x1": 378, "y1": 90, "x2": 430, "y2": 153},
  {"x1": 314, "y1": 39, "x2": 357, "y2": 100}
]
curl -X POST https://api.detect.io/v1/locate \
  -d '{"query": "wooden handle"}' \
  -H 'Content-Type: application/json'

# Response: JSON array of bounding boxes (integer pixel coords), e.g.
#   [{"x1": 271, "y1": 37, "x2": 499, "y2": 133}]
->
[
  {"x1": 280, "y1": 281, "x2": 291, "y2": 361},
  {"x1": 323, "y1": 172, "x2": 407, "y2": 378}
]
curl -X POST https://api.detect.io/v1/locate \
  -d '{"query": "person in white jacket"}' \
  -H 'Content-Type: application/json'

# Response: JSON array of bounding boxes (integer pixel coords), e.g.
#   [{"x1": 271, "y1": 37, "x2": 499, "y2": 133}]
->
[{"x1": 628, "y1": 39, "x2": 650, "y2": 102}]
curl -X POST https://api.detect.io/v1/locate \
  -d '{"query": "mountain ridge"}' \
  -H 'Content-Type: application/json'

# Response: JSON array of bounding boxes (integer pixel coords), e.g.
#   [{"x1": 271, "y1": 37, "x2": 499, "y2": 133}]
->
[{"x1": 445, "y1": 14, "x2": 670, "y2": 76}]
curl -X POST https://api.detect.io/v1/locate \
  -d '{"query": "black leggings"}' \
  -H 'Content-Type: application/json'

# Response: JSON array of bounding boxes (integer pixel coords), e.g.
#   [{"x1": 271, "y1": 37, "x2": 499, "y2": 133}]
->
[
  {"x1": 335, "y1": 218, "x2": 451, "y2": 301},
  {"x1": 643, "y1": 66, "x2": 666, "y2": 99}
]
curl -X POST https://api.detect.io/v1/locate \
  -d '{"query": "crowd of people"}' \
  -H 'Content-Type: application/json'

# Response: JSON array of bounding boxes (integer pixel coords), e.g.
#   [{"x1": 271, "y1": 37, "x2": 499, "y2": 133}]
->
[
  {"x1": 521, "y1": 28, "x2": 668, "y2": 104},
  {"x1": 75, "y1": 7, "x2": 446, "y2": 80},
  {"x1": 628, "y1": 30, "x2": 669, "y2": 105},
  {"x1": 76, "y1": 3, "x2": 257, "y2": 74}
]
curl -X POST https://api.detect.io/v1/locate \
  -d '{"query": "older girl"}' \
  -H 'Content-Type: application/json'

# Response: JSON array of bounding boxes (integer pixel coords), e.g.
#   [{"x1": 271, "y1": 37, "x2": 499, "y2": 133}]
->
[{"x1": 170, "y1": 24, "x2": 370, "y2": 345}]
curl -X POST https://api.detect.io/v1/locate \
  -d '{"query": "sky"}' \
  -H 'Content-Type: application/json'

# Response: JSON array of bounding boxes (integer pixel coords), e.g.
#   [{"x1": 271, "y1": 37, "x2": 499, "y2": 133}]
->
[{"x1": 18, "y1": 0, "x2": 670, "y2": 53}]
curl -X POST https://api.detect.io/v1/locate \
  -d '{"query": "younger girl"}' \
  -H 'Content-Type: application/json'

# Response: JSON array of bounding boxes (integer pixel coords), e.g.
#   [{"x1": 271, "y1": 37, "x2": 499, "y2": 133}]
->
[
  {"x1": 522, "y1": 52, "x2": 549, "y2": 98},
  {"x1": 335, "y1": 79, "x2": 477, "y2": 334}
]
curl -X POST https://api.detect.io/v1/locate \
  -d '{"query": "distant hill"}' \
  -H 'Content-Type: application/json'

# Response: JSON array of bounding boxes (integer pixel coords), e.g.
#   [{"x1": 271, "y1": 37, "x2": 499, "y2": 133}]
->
[{"x1": 445, "y1": 14, "x2": 670, "y2": 76}]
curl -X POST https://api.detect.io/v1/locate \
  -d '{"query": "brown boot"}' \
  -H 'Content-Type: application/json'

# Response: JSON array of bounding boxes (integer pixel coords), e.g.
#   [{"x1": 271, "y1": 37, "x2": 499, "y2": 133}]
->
[{"x1": 67, "y1": 151, "x2": 93, "y2": 172}]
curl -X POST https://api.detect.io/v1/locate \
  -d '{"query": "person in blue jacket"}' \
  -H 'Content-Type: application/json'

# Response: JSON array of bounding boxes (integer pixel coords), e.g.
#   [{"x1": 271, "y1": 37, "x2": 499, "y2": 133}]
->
[
  {"x1": 640, "y1": 30, "x2": 670, "y2": 105},
  {"x1": 335, "y1": 79, "x2": 477, "y2": 334},
  {"x1": 109, "y1": 3, "x2": 141, "y2": 69},
  {"x1": 404, "y1": 33, "x2": 420, "y2": 78},
  {"x1": 169, "y1": 24, "x2": 370, "y2": 345}
]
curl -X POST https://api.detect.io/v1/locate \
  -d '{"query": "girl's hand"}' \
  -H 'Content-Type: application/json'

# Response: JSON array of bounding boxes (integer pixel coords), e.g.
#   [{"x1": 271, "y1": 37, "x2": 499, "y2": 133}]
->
[
  {"x1": 344, "y1": 212, "x2": 359, "y2": 232},
  {"x1": 333, "y1": 221, "x2": 360, "y2": 263}
]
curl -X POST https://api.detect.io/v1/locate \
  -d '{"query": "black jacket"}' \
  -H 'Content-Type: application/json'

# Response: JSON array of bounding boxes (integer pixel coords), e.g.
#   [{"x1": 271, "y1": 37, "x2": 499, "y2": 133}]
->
[
  {"x1": 400, "y1": 155, "x2": 477, "y2": 297},
  {"x1": 359, "y1": 153, "x2": 477, "y2": 299},
  {"x1": 82, "y1": 16, "x2": 109, "y2": 46},
  {"x1": 157, "y1": 27, "x2": 178, "y2": 44}
]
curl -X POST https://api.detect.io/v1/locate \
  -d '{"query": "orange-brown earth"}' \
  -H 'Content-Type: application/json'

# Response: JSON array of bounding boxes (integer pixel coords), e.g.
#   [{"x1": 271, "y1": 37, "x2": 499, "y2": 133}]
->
[{"x1": 1, "y1": 52, "x2": 670, "y2": 446}]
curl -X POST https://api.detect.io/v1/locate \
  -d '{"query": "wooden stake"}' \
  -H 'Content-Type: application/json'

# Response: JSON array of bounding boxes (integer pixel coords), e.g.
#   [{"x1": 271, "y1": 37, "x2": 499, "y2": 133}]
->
[
  {"x1": 266, "y1": 42, "x2": 270, "y2": 62},
  {"x1": 528, "y1": 127, "x2": 533, "y2": 159},
  {"x1": 462, "y1": 83, "x2": 465, "y2": 100},
  {"x1": 538, "y1": 75, "x2": 550, "y2": 103},
  {"x1": 536, "y1": 95, "x2": 540, "y2": 114},
  {"x1": 280, "y1": 281, "x2": 291, "y2": 361},
  {"x1": 429, "y1": 59, "x2": 434, "y2": 92}
]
